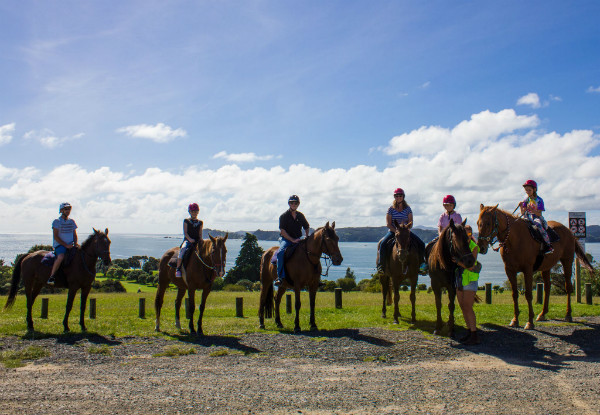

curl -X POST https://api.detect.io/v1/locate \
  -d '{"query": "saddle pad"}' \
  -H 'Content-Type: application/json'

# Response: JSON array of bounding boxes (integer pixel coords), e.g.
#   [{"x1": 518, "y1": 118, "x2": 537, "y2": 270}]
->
[
  {"x1": 41, "y1": 252, "x2": 56, "y2": 267},
  {"x1": 527, "y1": 223, "x2": 560, "y2": 244}
]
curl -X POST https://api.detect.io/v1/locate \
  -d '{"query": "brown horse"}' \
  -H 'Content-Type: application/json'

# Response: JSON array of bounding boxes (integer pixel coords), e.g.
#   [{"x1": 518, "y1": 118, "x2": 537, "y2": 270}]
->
[
  {"x1": 154, "y1": 234, "x2": 228, "y2": 335},
  {"x1": 477, "y1": 204, "x2": 593, "y2": 329},
  {"x1": 379, "y1": 220, "x2": 420, "y2": 324},
  {"x1": 258, "y1": 222, "x2": 343, "y2": 333},
  {"x1": 426, "y1": 219, "x2": 475, "y2": 336},
  {"x1": 4, "y1": 229, "x2": 112, "y2": 332}
]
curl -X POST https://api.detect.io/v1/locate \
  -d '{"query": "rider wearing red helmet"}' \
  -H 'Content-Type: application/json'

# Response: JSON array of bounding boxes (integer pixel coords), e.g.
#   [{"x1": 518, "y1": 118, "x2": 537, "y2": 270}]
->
[
  {"x1": 438, "y1": 195, "x2": 462, "y2": 235},
  {"x1": 176, "y1": 202, "x2": 203, "y2": 277},
  {"x1": 520, "y1": 179, "x2": 553, "y2": 254}
]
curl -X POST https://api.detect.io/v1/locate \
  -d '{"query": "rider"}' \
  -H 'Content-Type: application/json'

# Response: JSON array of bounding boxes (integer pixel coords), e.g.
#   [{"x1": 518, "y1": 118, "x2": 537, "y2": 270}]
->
[
  {"x1": 377, "y1": 188, "x2": 426, "y2": 274},
  {"x1": 176, "y1": 203, "x2": 203, "y2": 278},
  {"x1": 438, "y1": 195, "x2": 462, "y2": 235},
  {"x1": 520, "y1": 179, "x2": 553, "y2": 254},
  {"x1": 275, "y1": 195, "x2": 309, "y2": 286},
  {"x1": 456, "y1": 224, "x2": 481, "y2": 345},
  {"x1": 47, "y1": 202, "x2": 78, "y2": 286}
]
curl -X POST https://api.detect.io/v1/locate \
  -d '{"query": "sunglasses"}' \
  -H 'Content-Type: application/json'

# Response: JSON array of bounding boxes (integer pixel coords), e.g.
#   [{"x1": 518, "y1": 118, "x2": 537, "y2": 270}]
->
[
  {"x1": 289, "y1": 201, "x2": 299, "y2": 205},
  {"x1": 394, "y1": 194, "x2": 404, "y2": 198}
]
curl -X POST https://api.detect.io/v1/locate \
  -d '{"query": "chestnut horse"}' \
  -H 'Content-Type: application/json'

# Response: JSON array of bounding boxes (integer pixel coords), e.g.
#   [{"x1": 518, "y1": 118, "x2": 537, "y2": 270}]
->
[
  {"x1": 477, "y1": 204, "x2": 593, "y2": 329},
  {"x1": 154, "y1": 234, "x2": 228, "y2": 335},
  {"x1": 4, "y1": 229, "x2": 112, "y2": 332},
  {"x1": 379, "y1": 221, "x2": 420, "y2": 324},
  {"x1": 258, "y1": 222, "x2": 343, "y2": 333},
  {"x1": 426, "y1": 219, "x2": 475, "y2": 336}
]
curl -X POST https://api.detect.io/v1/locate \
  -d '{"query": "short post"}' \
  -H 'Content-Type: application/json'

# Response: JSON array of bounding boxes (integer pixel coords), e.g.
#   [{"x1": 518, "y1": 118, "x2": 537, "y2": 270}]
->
[
  {"x1": 89, "y1": 298, "x2": 96, "y2": 319},
  {"x1": 485, "y1": 283, "x2": 492, "y2": 305},
  {"x1": 576, "y1": 258, "x2": 582, "y2": 303},
  {"x1": 286, "y1": 294, "x2": 292, "y2": 314},
  {"x1": 139, "y1": 298, "x2": 146, "y2": 319},
  {"x1": 185, "y1": 298, "x2": 190, "y2": 319},
  {"x1": 236, "y1": 297, "x2": 244, "y2": 318},
  {"x1": 585, "y1": 283, "x2": 593, "y2": 305},
  {"x1": 536, "y1": 283, "x2": 544, "y2": 304},
  {"x1": 335, "y1": 287, "x2": 343, "y2": 309},
  {"x1": 40, "y1": 298, "x2": 49, "y2": 319}
]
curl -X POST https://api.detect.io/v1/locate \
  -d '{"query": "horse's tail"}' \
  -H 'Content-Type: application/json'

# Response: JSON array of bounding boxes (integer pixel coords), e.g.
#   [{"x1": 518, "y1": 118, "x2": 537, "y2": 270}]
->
[
  {"x1": 4, "y1": 255, "x2": 25, "y2": 310},
  {"x1": 386, "y1": 279, "x2": 393, "y2": 306},
  {"x1": 259, "y1": 251, "x2": 274, "y2": 318},
  {"x1": 574, "y1": 240, "x2": 594, "y2": 272}
]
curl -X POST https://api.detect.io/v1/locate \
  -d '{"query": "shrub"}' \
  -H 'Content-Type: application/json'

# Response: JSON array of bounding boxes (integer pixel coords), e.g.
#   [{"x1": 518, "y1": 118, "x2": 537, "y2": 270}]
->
[
  {"x1": 337, "y1": 277, "x2": 357, "y2": 292},
  {"x1": 223, "y1": 284, "x2": 247, "y2": 292},
  {"x1": 357, "y1": 274, "x2": 382, "y2": 293},
  {"x1": 91, "y1": 279, "x2": 126, "y2": 293},
  {"x1": 211, "y1": 277, "x2": 225, "y2": 291},
  {"x1": 401, "y1": 285, "x2": 408, "y2": 291},
  {"x1": 251, "y1": 281, "x2": 262, "y2": 291},
  {"x1": 417, "y1": 283, "x2": 427, "y2": 291},
  {"x1": 319, "y1": 280, "x2": 338, "y2": 292},
  {"x1": 236, "y1": 279, "x2": 254, "y2": 291}
]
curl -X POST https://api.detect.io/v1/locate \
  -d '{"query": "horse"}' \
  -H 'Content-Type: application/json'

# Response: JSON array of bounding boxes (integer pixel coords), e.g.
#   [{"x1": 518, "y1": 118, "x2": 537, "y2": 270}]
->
[
  {"x1": 477, "y1": 204, "x2": 593, "y2": 329},
  {"x1": 258, "y1": 222, "x2": 343, "y2": 333},
  {"x1": 426, "y1": 219, "x2": 475, "y2": 336},
  {"x1": 154, "y1": 234, "x2": 228, "y2": 335},
  {"x1": 4, "y1": 229, "x2": 112, "y2": 332},
  {"x1": 379, "y1": 220, "x2": 420, "y2": 324}
]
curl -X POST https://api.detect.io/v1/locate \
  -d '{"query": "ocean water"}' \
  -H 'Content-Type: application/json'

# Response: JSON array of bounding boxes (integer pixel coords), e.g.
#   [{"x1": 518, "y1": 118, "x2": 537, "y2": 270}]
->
[{"x1": 1, "y1": 233, "x2": 598, "y2": 287}]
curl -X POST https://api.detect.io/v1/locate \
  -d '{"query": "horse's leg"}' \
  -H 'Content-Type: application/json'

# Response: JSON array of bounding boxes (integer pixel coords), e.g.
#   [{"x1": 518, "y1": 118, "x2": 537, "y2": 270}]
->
[
  {"x1": 410, "y1": 277, "x2": 417, "y2": 324},
  {"x1": 63, "y1": 287, "x2": 78, "y2": 332},
  {"x1": 79, "y1": 285, "x2": 91, "y2": 332},
  {"x1": 187, "y1": 289, "x2": 196, "y2": 334},
  {"x1": 274, "y1": 286, "x2": 286, "y2": 329},
  {"x1": 536, "y1": 270, "x2": 551, "y2": 322},
  {"x1": 381, "y1": 274, "x2": 388, "y2": 319},
  {"x1": 433, "y1": 280, "x2": 443, "y2": 335},
  {"x1": 448, "y1": 285, "x2": 456, "y2": 338},
  {"x1": 197, "y1": 287, "x2": 211, "y2": 336},
  {"x1": 293, "y1": 288, "x2": 302, "y2": 334},
  {"x1": 392, "y1": 277, "x2": 401, "y2": 324},
  {"x1": 174, "y1": 288, "x2": 186, "y2": 330},
  {"x1": 562, "y1": 255, "x2": 574, "y2": 322},
  {"x1": 507, "y1": 270, "x2": 520, "y2": 327},
  {"x1": 26, "y1": 283, "x2": 43, "y2": 332},
  {"x1": 309, "y1": 287, "x2": 318, "y2": 331},
  {"x1": 154, "y1": 282, "x2": 167, "y2": 332},
  {"x1": 523, "y1": 270, "x2": 535, "y2": 330}
]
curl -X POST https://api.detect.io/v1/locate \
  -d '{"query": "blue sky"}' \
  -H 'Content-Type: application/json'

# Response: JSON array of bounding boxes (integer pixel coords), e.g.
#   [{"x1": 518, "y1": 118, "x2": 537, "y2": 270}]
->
[{"x1": 0, "y1": 1, "x2": 599, "y2": 233}]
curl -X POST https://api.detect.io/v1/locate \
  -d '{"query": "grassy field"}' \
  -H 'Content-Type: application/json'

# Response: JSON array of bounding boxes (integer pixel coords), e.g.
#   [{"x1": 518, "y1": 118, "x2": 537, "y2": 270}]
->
[{"x1": 1, "y1": 289, "x2": 598, "y2": 338}]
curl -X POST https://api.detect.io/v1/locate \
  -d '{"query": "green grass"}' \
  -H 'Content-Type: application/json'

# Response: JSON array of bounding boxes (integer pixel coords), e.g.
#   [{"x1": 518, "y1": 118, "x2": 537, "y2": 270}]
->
[
  {"x1": 152, "y1": 345, "x2": 196, "y2": 357},
  {"x1": 1, "y1": 291, "x2": 599, "y2": 338},
  {"x1": 88, "y1": 344, "x2": 113, "y2": 355},
  {"x1": 0, "y1": 345, "x2": 50, "y2": 368}
]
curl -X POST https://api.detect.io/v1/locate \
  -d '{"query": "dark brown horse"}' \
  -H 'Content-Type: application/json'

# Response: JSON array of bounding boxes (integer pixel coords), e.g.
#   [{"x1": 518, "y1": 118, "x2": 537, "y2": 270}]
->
[
  {"x1": 154, "y1": 234, "x2": 228, "y2": 335},
  {"x1": 426, "y1": 219, "x2": 475, "y2": 336},
  {"x1": 379, "y1": 220, "x2": 420, "y2": 324},
  {"x1": 4, "y1": 229, "x2": 112, "y2": 332},
  {"x1": 258, "y1": 222, "x2": 343, "y2": 333},
  {"x1": 477, "y1": 204, "x2": 593, "y2": 329}
]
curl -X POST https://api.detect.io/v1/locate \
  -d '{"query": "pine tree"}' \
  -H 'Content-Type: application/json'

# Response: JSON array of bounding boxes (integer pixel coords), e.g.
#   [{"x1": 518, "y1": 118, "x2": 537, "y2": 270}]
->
[{"x1": 224, "y1": 233, "x2": 264, "y2": 284}]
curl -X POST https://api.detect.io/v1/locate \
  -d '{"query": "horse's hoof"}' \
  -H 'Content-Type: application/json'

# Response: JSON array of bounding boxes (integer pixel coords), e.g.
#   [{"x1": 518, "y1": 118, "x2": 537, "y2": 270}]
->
[
  {"x1": 565, "y1": 315, "x2": 573, "y2": 323},
  {"x1": 393, "y1": 320, "x2": 399, "y2": 325},
  {"x1": 536, "y1": 314, "x2": 546, "y2": 322},
  {"x1": 411, "y1": 319, "x2": 416, "y2": 325},
  {"x1": 259, "y1": 324, "x2": 265, "y2": 330},
  {"x1": 276, "y1": 323, "x2": 284, "y2": 329},
  {"x1": 433, "y1": 330, "x2": 440, "y2": 336},
  {"x1": 381, "y1": 314, "x2": 386, "y2": 319},
  {"x1": 175, "y1": 323, "x2": 181, "y2": 330},
  {"x1": 309, "y1": 325, "x2": 318, "y2": 332},
  {"x1": 524, "y1": 322, "x2": 534, "y2": 330},
  {"x1": 509, "y1": 320, "x2": 519, "y2": 328},
  {"x1": 155, "y1": 327, "x2": 161, "y2": 333},
  {"x1": 64, "y1": 327, "x2": 70, "y2": 333},
  {"x1": 293, "y1": 327, "x2": 301, "y2": 334}
]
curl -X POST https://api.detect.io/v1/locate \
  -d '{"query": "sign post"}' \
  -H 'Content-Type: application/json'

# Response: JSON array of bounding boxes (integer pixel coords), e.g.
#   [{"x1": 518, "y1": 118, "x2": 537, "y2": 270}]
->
[{"x1": 569, "y1": 212, "x2": 586, "y2": 304}]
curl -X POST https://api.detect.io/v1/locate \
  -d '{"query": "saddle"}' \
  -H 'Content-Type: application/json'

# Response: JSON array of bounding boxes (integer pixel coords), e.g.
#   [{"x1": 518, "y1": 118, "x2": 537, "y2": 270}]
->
[
  {"x1": 270, "y1": 242, "x2": 301, "y2": 265},
  {"x1": 41, "y1": 249, "x2": 77, "y2": 287},
  {"x1": 167, "y1": 243, "x2": 195, "y2": 269},
  {"x1": 526, "y1": 221, "x2": 560, "y2": 245}
]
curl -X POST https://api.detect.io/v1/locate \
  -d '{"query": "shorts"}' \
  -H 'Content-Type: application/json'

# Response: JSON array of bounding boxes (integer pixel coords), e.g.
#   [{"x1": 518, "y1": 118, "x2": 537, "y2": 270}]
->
[
  {"x1": 456, "y1": 275, "x2": 478, "y2": 291},
  {"x1": 54, "y1": 245, "x2": 67, "y2": 256}
]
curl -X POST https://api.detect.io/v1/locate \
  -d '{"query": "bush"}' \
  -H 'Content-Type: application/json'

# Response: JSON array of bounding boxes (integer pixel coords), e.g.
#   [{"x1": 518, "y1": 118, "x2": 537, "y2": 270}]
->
[
  {"x1": 223, "y1": 284, "x2": 247, "y2": 292},
  {"x1": 251, "y1": 281, "x2": 262, "y2": 291},
  {"x1": 106, "y1": 266, "x2": 125, "y2": 279},
  {"x1": 91, "y1": 279, "x2": 126, "y2": 293},
  {"x1": 337, "y1": 277, "x2": 357, "y2": 292},
  {"x1": 319, "y1": 280, "x2": 338, "y2": 292},
  {"x1": 417, "y1": 283, "x2": 427, "y2": 291},
  {"x1": 211, "y1": 277, "x2": 225, "y2": 291},
  {"x1": 236, "y1": 279, "x2": 254, "y2": 291},
  {"x1": 401, "y1": 285, "x2": 408, "y2": 291},
  {"x1": 124, "y1": 269, "x2": 150, "y2": 283},
  {"x1": 357, "y1": 274, "x2": 382, "y2": 293}
]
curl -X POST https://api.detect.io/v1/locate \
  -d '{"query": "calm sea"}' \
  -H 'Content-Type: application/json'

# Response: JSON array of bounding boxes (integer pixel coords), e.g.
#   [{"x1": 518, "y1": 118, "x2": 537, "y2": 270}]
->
[{"x1": 1, "y1": 233, "x2": 598, "y2": 287}]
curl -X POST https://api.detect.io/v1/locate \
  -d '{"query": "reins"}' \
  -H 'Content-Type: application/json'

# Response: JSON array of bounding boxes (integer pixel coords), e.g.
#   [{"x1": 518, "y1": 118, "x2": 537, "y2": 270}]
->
[
  {"x1": 194, "y1": 242, "x2": 224, "y2": 274},
  {"x1": 80, "y1": 236, "x2": 110, "y2": 276},
  {"x1": 305, "y1": 230, "x2": 334, "y2": 278},
  {"x1": 478, "y1": 209, "x2": 512, "y2": 252}
]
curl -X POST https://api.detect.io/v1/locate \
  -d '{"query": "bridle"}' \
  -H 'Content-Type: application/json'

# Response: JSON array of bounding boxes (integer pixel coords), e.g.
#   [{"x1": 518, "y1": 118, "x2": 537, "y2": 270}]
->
[
  {"x1": 306, "y1": 229, "x2": 337, "y2": 277},
  {"x1": 393, "y1": 230, "x2": 411, "y2": 275},
  {"x1": 81, "y1": 234, "x2": 111, "y2": 276},
  {"x1": 447, "y1": 227, "x2": 474, "y2": 265},
  {"x1": 478, "y1": 209, "x2": 511, "y2": 252},
  {"x1": 195, "y1": 240, "x2": 226, "y2": 276}
]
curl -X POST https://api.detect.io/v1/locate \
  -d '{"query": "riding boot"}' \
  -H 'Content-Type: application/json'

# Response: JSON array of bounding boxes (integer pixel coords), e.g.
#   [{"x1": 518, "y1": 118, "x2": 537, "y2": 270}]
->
[{"x1": 543, "y1": 243, "x2": 554, "y2": 255}]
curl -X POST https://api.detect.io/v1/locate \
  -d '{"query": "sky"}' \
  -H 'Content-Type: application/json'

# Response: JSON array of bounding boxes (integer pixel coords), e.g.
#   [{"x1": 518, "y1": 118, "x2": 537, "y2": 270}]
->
[{"x1": 0, "y1": 1, "x2": 599, "y2": 234}]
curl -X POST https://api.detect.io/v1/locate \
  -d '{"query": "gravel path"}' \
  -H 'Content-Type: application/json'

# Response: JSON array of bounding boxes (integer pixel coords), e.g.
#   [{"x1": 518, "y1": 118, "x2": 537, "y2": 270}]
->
[{"x1": 1, "y1": 317, "x2": 599, "y2": 415}]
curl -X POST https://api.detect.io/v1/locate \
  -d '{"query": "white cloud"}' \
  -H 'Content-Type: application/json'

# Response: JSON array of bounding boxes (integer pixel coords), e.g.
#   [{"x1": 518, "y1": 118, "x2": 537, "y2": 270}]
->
[
  {"x1": 0, "y1": 123, "x2": 15, "y2": 145},
  {"x1": 2, "y1": 108, "x2": 599, "y2": 233},
  {"x1": 116, "y1": 123, "x2": 187, "y2": 143},
  {"x1": 517, "y1": 92, "x2": 542, "y2": 108},
  {"x1": 420, "y1": 81, "x2": 431, "y2": 89},
  {"x1": 23, "y1": 129, "x2": 84, "y2": 148},
  {"x1": 587, "y1": 86, "x2": 600, "y2": 93},
  {"x1": 213, "y1": 151, "x2": 277, "y2": 163}
]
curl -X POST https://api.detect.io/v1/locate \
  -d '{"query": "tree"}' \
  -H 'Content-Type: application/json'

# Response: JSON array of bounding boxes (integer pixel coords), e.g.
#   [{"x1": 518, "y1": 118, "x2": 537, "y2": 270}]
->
[
  {"x1": 143, "y1": 257, "x2": 160, "y2": 273},
  {"x1": 224, "y1": 233, "x2": 264, "y2": 284}
]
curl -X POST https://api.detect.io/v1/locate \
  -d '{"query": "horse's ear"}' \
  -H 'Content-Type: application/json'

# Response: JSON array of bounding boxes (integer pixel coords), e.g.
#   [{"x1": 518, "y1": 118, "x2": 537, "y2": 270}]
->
[
  {"x1": 325, "y1": 221, "x2": 330, "y2": 229},
  {"x1": 449, "y1": 218, "x2": 455, "y2": 229},
  {"x1": 223, "y1": 232, "x2": 228, "y2": 242},
  {"x1": 480, "y1": 204, "x2": 485, "y2": 211},
  {"x1": 492, "y1": 204, "x2": 499, "y2": 211},
  {"x1": 209, "y1": 234, "x2": 216, "y2": 243},
  {"x1": 462, "y1": 218, "x2": 467, "y2": 227},
  {"x1": 331, "y1": 221, "x2": 335, "y2": 229},
  {"x1": 93, "y1": 228, "x2": 98, "y2": 234},
  {"x1": 105, "y1": 228, "x2": 109, "y2": 235},
  {"x1": 393, "y1": 219, "x2": 400, "y2": 229}
]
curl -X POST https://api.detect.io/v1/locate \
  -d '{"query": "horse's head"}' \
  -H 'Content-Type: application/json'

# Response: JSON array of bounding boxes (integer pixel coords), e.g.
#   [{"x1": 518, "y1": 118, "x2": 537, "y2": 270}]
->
[
  {"x1": 208, "y1": 233, "x2": 228, "y2": 278},
  {"x1": 476, "y1": 204, "x2": 499, "y2": 254},
  {"x1": 447, "y1": 219, "x2": 475, "y2": 268},
  {"x1": 91, "y1": 228, "x2": 112, "y2": 265},
  {"x1": 393, "y1": 219, "x2": 411, "y2": 263},
  {"x1": 320, "y1": 221, "x2": 343, "y2": 266}
]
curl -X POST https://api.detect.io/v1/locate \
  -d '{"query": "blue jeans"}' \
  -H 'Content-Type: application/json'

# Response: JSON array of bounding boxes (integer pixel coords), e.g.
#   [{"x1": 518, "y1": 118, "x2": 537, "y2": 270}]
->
[
  {"x1": 378, "y1": 231, "x2": 394, "y2": 267},
  {"x1": 277, "y1": 237, "x2": 294, "y2": 279},
  {"x1": 178, "y1": 240, "x2": 193, "y2": 259}
]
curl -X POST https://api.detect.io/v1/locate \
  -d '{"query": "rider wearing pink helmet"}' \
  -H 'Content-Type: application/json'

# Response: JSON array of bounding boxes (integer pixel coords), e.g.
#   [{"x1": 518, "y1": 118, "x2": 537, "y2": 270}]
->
[
  {"x1": 176, "y1": 202, "x2": 203, "y2": 277},
  {"x1": 438, "y1": 195, "x2": 462, "y2": 235},
  {"x1": 520, "y1": 179, "x2": 552, "y2": 254}
]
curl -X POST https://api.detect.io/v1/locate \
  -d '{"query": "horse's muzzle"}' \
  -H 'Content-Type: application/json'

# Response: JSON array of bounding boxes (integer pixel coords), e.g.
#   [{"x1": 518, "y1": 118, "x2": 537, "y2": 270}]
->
[
  {"x1": 332, "y1": 254, "x2": 343, "y2": 266},
  {"x1": 103, "y1": 255, "x2": 112, "y2": 266}
]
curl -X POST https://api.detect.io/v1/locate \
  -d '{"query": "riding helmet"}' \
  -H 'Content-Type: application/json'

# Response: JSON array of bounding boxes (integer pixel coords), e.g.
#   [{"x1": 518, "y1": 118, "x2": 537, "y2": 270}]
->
[
  {"x1": 188, "y1": 202, "x2": 199, "y2": 212},
  {"x1": 522, "y1": 179, "x2": 537, "y2": 189},
  {"x1": 393, "y1": 188, "x2": 405, "y2": 196},
  {"x1": 442, "y1": 195, "x2": 456, "y2": 206},
  {"x1": 288, "y1": 195, "x2": 300, "y2": 204},
  {"x1": 59, "y1": 202, "x2": 72, "y2": 212}
]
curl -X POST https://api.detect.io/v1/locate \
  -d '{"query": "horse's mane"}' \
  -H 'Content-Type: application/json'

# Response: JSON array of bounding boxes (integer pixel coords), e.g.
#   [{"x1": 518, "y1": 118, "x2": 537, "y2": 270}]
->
[
  {"x1": 80, "y1": 233, "x2": 98, "y2": 251},
  {"x1": 429, "y1": 227, "x2": 450, "y2": 270}
]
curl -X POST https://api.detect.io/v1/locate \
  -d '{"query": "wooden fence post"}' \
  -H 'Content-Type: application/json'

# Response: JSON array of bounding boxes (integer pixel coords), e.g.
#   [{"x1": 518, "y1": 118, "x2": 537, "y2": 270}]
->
[
  {"x1": 236, "y1": 297, "x2": 244, "y2": 318},
  {"x1": 286, "y1": 294, "x2": 292, "y2": 314},
  {"x1": 139, "y1": 298, "x2": 146, "y2": 319},
  {"x1": 89, "y1": 298, "x2": 96, "y2": 319},
  {"x1": 585, "y1": 283, "x2": 593, "y2": 305},
  {"x1": 485, "y1": 283, "x2": 492, "y2": 305},
  {"x1": 335, "y1": 288, "x2": 343, "y2": 309},
  {"x1": 536, "y1": 282, "x2": 544, "y2": 304},
  {"x1": 40, "y1": 298, "x2": 49, "y2": 319}
]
